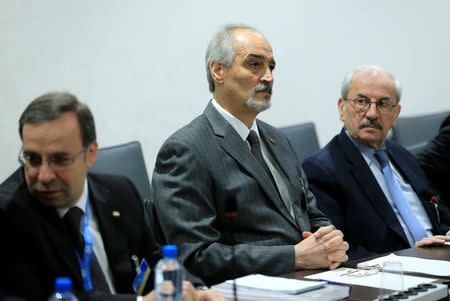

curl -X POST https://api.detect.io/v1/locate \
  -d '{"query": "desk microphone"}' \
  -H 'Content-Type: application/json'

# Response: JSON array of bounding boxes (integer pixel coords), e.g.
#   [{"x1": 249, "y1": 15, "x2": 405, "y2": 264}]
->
[
  {"x1": 422, "y1": 189, "x2": 450, "y2": 221},
  {"x1": 225, "y1": 198, "x2": 238, "y2": 301}
]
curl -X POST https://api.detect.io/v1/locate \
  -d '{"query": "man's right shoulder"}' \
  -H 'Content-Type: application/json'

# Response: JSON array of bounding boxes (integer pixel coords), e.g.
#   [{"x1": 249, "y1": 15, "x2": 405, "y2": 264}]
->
[
  {"x1": 0, "y1": 168, "x2": 26, "y2": 208},
  {"x1": 163, "y1": 114, "x2": 211, "y2": 145},
  {"x1": 304, "y1": 133, "x2": 340, "y2": 165}
]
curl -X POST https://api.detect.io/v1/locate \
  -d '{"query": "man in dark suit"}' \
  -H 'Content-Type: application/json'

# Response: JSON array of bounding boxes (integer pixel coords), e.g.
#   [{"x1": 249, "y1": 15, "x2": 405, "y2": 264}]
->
[
  {"x1": 0, "y1": 92, "x2": 222, "y2": 301},
  {"x1": 152, "y1": 24, "x2": 349, "y2": 286},
  {"x1": 302, "y1": 66, "x2": 450, "y2": 260},
  {"x1": 418, "y1": 115, "x2": 450, "y2": 209}
]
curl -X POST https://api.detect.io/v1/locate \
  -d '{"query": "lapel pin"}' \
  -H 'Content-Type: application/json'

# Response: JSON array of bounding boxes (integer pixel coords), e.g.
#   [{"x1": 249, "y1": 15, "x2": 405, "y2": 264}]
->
[
  {"x1": 112, "y1": 211, "x2": 121, "y2": 218},
  {"x1": 268, "y1": 137, "x2": 276, "y2": 144}
]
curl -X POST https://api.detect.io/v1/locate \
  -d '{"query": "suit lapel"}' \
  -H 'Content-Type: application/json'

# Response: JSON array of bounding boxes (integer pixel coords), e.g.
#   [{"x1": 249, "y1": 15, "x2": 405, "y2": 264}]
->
[
  {"x1": 258, "y1": 122, "x2": 302, "y2": 228},
  {"x1": 88, "y1": 176, "x2": 131, "y2": 290},
  {"x1": 204, "y1": 103, "x2": 298, "y2": 229},
  {"x1": 338, "y1": 130, "x2": 410, "y2": 244}
]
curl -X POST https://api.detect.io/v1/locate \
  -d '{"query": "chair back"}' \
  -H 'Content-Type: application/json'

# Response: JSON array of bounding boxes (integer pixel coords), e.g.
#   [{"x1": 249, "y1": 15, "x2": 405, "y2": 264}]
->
[
  {"x1": 391, "y1": 111, "x2": 450, "y2": 155},
  {"x1": 90, "y1": 141, "x2": 151, "y2": 200},
  {"x1": 279, "y1": 122, "x2": 320, "y2": 163}
]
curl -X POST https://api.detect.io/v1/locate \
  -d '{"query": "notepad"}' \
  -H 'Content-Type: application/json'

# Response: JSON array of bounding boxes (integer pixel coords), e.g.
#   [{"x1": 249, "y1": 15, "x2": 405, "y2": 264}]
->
[
  {"x1": 221, "y1": 274, "x2": 325, "y2": 294},
  {"x1": 212, "y1": 274, "x2": 350, "y2": 301},
  {"x1": 357, "y1": 253, "x2": 450, "y2": 277}
]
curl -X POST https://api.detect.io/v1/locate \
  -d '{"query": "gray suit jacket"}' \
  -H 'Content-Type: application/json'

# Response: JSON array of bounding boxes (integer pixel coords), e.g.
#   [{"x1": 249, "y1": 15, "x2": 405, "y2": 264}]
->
[{"x1": 152, "y1": 102, "x2": 331, "y2": 285}]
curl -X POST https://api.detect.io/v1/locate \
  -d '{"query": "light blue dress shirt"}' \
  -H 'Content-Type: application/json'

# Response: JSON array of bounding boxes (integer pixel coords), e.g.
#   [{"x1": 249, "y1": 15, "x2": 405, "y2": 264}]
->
[{"x1": 345, "y1": 131, "x2": 433, "y2": 246}]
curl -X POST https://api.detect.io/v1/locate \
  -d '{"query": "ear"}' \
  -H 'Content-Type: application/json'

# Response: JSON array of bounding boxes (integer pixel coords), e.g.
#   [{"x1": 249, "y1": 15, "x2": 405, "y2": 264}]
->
[
  {"x1": 86, "y1": 141, "x2": 98, "y2": 168},
  {"x1": 338, "y1": 97, "x2": 345, "y2": 122},
  {"x1": 210, "y1": 61, "x2": 225, "y2": 86},
  {"x1": 392, "y1": 103, "x2": 401, "y2": 127}
]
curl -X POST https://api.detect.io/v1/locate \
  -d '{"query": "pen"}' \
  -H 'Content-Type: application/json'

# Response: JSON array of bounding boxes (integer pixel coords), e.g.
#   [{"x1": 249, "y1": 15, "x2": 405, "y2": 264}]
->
[
  {"x1": 317, "y1": 279, "x2": 352, "y2": 288},
  {"x1": 131, "y1": 255, "x2": 141, "y2": 274}
]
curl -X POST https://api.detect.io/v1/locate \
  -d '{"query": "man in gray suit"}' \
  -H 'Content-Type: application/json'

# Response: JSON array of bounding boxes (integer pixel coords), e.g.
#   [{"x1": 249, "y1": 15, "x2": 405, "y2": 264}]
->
[{"x1": 152, "y1": 24, "x2": 349, "y2": 286}]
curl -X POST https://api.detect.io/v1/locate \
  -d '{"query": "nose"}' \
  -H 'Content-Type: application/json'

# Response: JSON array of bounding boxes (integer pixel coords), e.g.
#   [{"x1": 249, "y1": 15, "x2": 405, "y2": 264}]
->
[
  {"x1": 260, "y1": 66, "x2": 274, "y2": 84},
  {"x1": 36, "y1": 161, "x2": 56, "y2": 184},
  {"x1": 365, "y1": 101, "x2": 379, "y2": 119}
]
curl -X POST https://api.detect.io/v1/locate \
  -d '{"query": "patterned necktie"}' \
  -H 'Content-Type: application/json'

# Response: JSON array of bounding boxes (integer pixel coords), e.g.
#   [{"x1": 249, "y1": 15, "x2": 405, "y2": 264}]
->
[
  {"x1": 374, "y1": 150, "x2": 428, "y2": 242},
  {"x1": 63, "y1": 207, "x2": 110, "y2": 292}
]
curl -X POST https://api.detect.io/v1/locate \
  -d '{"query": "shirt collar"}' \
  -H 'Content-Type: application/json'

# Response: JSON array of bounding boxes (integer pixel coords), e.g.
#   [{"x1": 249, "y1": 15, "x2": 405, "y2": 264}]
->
[
  {"x1": 56, "y1": 179, "x2": 88, "y2": 218},
  {"x1": 344, "y1": 130, "x2": 386, "y2": 166},
  {"x1": 211, "y1": 98, "x2": 259, "y2": 141}
]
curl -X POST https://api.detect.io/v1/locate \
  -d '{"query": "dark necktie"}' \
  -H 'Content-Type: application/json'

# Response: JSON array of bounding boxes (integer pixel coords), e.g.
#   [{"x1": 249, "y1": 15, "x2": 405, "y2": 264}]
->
[
  {"x1": 374, "y1": 150, "x2": 428, "y2": 243},
  {"x1": 63, "y1": 207, "x2": 110, "y2": 292},
  {"x1": 247, "y1": 130, "x2": 274, "y2": 178},
  {"x1": 247, "y1": 130, "x2": 294, "y2": 217}
]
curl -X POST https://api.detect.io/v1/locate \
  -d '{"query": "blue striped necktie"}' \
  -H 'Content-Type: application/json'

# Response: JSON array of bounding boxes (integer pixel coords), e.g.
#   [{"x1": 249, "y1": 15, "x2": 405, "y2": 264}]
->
[{"x1": 374, "y1": 150, "x2": 428, "y2": 243}]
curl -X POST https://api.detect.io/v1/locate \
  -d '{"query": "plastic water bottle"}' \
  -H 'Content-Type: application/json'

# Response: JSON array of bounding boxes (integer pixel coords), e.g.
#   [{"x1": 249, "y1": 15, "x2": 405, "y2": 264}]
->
[
  {"x1": 48, "y1": 277, "x2": 79, "y2": 301},
  {"x1": 155, "y1": 245, "x2": 185, "y2": 301}
]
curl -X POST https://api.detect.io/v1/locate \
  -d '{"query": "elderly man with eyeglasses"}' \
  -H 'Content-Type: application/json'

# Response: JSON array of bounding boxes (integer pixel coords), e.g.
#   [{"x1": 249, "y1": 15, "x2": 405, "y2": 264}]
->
[
  {"x1": 302, "y1": 65, "x2": 450, "y2": 260},
  {"x1": 0, "y1": 92, "x2": 223, "y2": 301}
]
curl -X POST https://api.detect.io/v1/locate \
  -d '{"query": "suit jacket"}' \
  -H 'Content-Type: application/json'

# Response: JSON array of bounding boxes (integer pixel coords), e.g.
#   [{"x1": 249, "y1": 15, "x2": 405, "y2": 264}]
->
[
  {"x1": 0, "y1": 168, "x2": 160, "y2": 301},
  {"x1": 152, "y1": 101, "x2": 331, "y2": 286},
  {"x1": 418, "y1": 115, "x2": 450, "y2": 207},
  {"x1": 302, "y1": 129, "x2": 447, "y2": 260}
]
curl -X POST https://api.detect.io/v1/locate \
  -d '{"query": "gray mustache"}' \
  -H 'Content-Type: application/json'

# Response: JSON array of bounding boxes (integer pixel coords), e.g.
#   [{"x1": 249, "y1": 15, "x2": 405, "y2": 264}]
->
[
  {"x1": 254, "y1": 84, "x2": 272, "y2": 95},
  {"x1": 359, "y1": 119, "x2": 382, "y2": 130}
]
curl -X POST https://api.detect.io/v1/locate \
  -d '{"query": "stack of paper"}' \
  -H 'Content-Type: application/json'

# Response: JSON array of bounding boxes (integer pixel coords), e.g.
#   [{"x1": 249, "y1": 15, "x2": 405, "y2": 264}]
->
[
  {"x1": 305, "y1": 268, "x2": 436, "y2": 291},
  {"x1": 357, "y1": 253, "x2": 450, "y2": 277},
  {"x1": 212, "y1": 274, "x2": 350, "y2": 301}
]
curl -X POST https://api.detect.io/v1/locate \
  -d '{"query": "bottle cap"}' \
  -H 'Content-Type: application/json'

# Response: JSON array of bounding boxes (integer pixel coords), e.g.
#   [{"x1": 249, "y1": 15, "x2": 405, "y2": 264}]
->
[
  {"x1": 162, "y1": 245, "x2": 178, "y2": 258},
  {"x1": 55, "y1": 277, "x2": 72, "y2": 292}
]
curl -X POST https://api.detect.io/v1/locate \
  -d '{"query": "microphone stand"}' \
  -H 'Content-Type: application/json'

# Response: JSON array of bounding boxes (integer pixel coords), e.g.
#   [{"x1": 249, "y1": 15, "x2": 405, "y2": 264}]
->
[{"x1": 429, "y1": 195, "x2": 450, "y2": 221}]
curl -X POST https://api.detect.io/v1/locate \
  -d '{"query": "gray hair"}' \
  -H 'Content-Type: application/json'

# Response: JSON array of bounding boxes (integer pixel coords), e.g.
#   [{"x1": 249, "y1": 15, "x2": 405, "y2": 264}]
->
[
  {"x1": 340, "y1": 65, "x2": 402, "y2": 103},
  {"x1": 19, "y1": 91, "x2": 96, "y2": 147},
  {"x1": 205, "y1": 23, "x2": 259, "y2": 93}
]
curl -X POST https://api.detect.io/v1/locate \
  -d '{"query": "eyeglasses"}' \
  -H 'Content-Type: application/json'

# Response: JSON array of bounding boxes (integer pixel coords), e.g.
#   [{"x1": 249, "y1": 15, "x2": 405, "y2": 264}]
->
[
  {"x1": 343, "y1": 97, "x2": 397, "y2": 113},
  {"x1": 339, "y1": 264, "x2": 382, "y2": 277},
  {"x1": 18, "y1": 148, "x2": 87, "y2": 170}
]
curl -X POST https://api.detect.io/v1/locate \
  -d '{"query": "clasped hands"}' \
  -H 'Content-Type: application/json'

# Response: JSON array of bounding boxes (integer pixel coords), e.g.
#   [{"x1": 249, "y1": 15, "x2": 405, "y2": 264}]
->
[{"x1": 295, "y1": 225, "x2": 349, "y2": 270}]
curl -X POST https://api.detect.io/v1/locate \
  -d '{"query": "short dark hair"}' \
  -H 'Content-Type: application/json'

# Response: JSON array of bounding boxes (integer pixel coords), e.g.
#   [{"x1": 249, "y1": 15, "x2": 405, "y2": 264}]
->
[{"x1": 19, "y1": 92, "x2": 96, "y2": 147}]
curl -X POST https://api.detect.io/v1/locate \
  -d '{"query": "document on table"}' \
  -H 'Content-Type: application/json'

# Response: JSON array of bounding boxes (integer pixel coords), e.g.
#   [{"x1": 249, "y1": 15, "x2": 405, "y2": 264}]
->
[
  {"x1": 212, "y1": 274, "x2": 349, "y2": 301},
  {"x1": 218, "y1": 274, "x2": 325, "y2": 294},
  {"x1": 305, "y1": 268, "x2": 436, "y2": 291},
  {"x1": 357, "y1": 253, "x2": 450, "y2": 277}
]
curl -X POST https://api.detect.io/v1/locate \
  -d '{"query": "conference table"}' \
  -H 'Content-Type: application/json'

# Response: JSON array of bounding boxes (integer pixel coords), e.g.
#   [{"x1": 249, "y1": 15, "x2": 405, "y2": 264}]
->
[{"x1": 283, "y1": 245, "x2": 450, "y2": 300}]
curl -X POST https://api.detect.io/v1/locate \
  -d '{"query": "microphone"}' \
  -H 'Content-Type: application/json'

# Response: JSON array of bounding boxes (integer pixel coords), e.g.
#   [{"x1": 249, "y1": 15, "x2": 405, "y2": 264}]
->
[
  {"x1": 422, "y1": 189, "x2": 450, "y2": 221},
  {"x1": 225, "y1": 199, "x2": 238, "y2": 301}
]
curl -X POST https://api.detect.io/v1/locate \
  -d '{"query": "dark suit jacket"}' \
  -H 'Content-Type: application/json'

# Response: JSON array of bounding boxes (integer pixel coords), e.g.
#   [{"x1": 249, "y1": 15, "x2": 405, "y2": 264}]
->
[
  {"x1": 418, "y1": 115, "x2": 450, "y2": 207},
  {"x1": 302, "y1": 129, "x2": 447, "y2": 260},
  {"x1": 152, "y1": 102, "x2": 331, "y2": 286},
  {"x1": 0, "y1": 169, "x2": 160, "y2": 301}
]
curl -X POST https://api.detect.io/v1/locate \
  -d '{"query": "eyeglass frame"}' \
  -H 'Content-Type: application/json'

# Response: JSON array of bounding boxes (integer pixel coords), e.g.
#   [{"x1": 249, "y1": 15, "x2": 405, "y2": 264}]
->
[
  {"x1": 18, "y1": 147, "x2": 88, "y2": 170},
  {"x1": 343, "y1": 96, "x2": 398, "y2": 113},
  {"x1": 339, "y1": 264, "x2": 382, "y2": 277}
]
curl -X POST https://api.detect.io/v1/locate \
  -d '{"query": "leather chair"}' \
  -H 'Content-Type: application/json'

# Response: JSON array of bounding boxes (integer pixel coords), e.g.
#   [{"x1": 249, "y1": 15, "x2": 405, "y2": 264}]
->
[
  {"x1": 89, "y1": 141, "x2": 152, "y2": 200},
  {"x1": 391, "y1": 111, "x2": 450, "y2": 156},
  {"x1": 279, "y1": 122, "x2": 321, "y2": 163}
]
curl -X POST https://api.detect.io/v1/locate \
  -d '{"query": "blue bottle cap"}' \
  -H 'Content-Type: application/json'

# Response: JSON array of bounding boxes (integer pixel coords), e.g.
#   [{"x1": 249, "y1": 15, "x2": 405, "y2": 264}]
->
[
  {"x1": 55, "y1": 277, "x2": 72, "y2": 292},
  {"x1": 162, "y1": 245, "x2": 178, "y2": 258}
]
